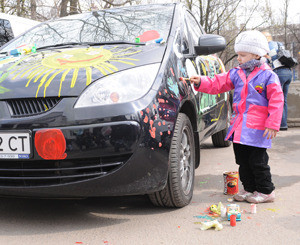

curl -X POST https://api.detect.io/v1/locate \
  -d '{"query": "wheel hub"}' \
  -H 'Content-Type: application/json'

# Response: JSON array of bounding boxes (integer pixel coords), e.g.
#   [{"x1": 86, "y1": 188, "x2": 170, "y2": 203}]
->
[{"x1": 180, "y1": 126, "x2": 193, "y2": 195}]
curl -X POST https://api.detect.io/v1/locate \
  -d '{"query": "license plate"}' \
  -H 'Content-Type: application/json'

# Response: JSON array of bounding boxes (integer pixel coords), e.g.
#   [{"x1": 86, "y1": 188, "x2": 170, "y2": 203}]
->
[{"x1": 0, "y1": 131, "x2": 31, "y2": 159}]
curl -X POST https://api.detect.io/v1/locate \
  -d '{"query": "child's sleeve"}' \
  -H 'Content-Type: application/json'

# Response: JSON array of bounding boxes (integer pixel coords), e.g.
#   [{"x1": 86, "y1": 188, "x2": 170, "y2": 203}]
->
[
  {"x1": 265, "y1": 74, "x2": 284, "y2": 130},
  {"x1": 194, "y1": 71, "x2": 234, "y2": 95}
]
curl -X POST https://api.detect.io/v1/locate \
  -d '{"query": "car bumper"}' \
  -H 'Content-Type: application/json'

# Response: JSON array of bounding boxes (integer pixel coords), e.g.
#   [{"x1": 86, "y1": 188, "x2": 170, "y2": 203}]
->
[{"x1": 0, "y1": 121, "x2": 169, "y2": 198}]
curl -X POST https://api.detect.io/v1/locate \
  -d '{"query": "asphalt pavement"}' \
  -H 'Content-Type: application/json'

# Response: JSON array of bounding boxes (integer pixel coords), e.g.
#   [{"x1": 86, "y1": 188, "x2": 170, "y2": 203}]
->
[
  {"x1": 191, "y1": 126, "x2": 300, "y2": 245},
  {"x1": 0, "y1": 128, "x2": 299, "y2": 245}
]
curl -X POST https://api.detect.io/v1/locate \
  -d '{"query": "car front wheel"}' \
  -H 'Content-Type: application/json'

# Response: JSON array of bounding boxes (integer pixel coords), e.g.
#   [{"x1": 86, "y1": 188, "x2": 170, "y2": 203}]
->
[{"x1": 148, "y1": 113, "x2": 195, "y2": 208}]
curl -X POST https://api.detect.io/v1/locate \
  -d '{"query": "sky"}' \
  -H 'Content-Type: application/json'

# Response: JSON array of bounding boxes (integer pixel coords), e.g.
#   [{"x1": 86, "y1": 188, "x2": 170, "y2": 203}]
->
[
  {"x1": 149, "y1": 0, "x2": 300, "y2": 24},
  {"x1": 272, "y1": 0, "x2": 300, "y2": 23},
  {"x1": 237, "y1": 0, "x2": 300, "y2": 28}
]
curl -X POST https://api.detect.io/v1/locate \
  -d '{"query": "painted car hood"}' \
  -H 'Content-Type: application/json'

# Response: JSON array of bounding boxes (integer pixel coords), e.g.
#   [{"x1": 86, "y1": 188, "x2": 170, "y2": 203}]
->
[{"x1": 0, "y1": 44, "x2": 165, "y2": 99}]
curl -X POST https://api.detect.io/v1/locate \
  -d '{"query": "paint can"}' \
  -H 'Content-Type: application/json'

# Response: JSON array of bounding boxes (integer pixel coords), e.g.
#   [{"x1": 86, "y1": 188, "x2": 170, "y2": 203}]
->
[
  {"x1": 223, "y1": 171, "x2": 239, "y2": 195},
  {"x1": 251, "y1": 204, "x2": 257, "y2": 214},
  {"x1": 221, "y1": 207, "x2": 227, "y2": 218}
]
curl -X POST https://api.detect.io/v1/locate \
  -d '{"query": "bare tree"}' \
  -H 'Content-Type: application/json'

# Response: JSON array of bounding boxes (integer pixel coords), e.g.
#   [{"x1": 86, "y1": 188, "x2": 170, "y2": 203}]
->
[
  {"x1": 181, "y1": 0, "x2": 265, "y2": 67},
  {"x1": 58, "y1": 0, "x2": 134, "y2": 16},
  {"x1": 0, "y1": 0, "x2": 5, "y2": 12},
  {"x1": 69, "y1": 0, "x2": 79, "y2": 14},
  {"x1": 282, "y1": 0, "x2": 289, "y2": 46},
  {"x1": 31, "y1": 0, "x2": 37, "y2": 20},
  {"x1": 16, "y1": 0, "x2": 21, "y2": 16},
  {"x1": 100, "y1": 0, "x2": 139, "y2": 9},
  {"x1": 60, "y1": 0, "x2": 69, "y2": 17}
]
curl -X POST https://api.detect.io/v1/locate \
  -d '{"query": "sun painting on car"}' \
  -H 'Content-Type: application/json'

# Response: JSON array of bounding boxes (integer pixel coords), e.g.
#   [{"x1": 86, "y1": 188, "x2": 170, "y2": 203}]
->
[{"x1": 1, "y1": 46, "x2": 141, "y2": 97}]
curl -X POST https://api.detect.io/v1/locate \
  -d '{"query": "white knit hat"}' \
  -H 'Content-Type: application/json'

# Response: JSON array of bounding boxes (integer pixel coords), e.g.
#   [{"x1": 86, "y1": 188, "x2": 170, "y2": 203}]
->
[{"x1": 234, "y1": 30, "x2": 270, "y2": 57}]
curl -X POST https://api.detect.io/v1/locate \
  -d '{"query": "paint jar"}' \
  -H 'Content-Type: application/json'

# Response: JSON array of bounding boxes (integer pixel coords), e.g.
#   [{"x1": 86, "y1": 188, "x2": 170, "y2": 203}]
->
[
  {"x1": 221, "y1": 207, "x2": 227, "y2": 218},
  {"x1": 230, "y1": 215, "x2": 237, "y2": 227},
  {"x1": 251, "y1": 204, "x2": 257, "y2": 214},
  {"x1": 223, "y1": 171, "x2": 239, "y2": 195}
]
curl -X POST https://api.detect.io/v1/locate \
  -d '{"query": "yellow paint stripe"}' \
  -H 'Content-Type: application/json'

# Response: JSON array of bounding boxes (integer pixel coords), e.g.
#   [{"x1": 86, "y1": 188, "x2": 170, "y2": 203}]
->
[
  {"x1": 0, "y1": 85, "x2": 10, "y2": 93},
  {"x1": 33, "y1": 68, "x2": 51, "y2": 84},
  {"x1": 58, "y1": 69, "x2": 71, "y2": 97},
  {"x1": 44, "y1": 70, "x2": 63, "y2": 97},
  {"x1": 20, "y1": 64, "x2": 42, "y2": 78},
  {"x1": 112, "y1": 57, "x2": 139, "y2": 61},
  {"x1": 10, "y1": 64, "x2": 28, "y2": 75},
  {"x1": 94, "y1": 65, "x2": 107, "y2": 76},
  {"x1": 10, "y1": 61, "x2": 39, "y2": 75},
  {"x1": 36, "y1": 69, "x2": 54, "y2": 97},
  {"x1": 0, "y1": 57, "x2": 15, "y2": 65},
  {"x1": 0, "y1": 72, "x2": 9, "y2": 83},
  {"x1": 12, "y1": 63, "x2": 40, "y2": 80},
  {"x1": 101, "y1": 64, "x2": 114, "y2": 73},
  {"x1": 113, "y1": 50, "x2": 141, "y2": 56},
  {"x1": 108, "y1": 46, "x2": 119, "y2": 51},
  {"x1": 201, "y1": 63, "x2": 206, "y2": 75},
  {"x1": 110, "y1": 59, "x2": 135, "y2": 66},
  {"x1": 26, "y1": 68, "x2": 47, "y2": 87},
  {"x1": 27, "y1": 67, "x2": 45, "y2": 79},
  {"x1": 70, "y1": 68, "x2": 79, "y2": 88},
  {"x1": 61, "y1": 68, "x2": 71, "y2": 81},
  {"x1": 112, "y1": 47, "x2": 132, "y2": 54},
  {"x1": 103, "y1": 62, "x2": 118, "y2": 71},
  {"x1": 7, "y1": 54, "x2": 34, "y2": 71},
  {"x1": 86, "y1": 67, "x2": 92, "y2": 86},
  {"x1": 211, "y1": 103, "x2": 224, "y2": 122}
]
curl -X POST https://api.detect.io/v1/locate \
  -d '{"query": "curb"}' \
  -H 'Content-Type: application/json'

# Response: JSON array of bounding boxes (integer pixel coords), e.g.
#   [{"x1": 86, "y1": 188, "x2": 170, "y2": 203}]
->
[
  {"x1": 288, "y1": 118, "x2": 300, "y2": 127},
  {"x1": 287, "y1": 80, "x2": 300, "y2": 127}
]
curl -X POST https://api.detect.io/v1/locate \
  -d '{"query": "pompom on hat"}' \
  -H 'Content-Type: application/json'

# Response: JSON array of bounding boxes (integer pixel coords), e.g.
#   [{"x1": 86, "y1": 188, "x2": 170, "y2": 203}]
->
[{"x1": 234, "y1": 30, "x2": 270, "y2": 57}]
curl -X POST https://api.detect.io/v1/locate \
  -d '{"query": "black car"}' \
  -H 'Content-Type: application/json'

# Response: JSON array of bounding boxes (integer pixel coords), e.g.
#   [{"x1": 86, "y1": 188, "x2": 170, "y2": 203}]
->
[{"x1": 0, "y1": 3, "x2": 231, "y2": 207}]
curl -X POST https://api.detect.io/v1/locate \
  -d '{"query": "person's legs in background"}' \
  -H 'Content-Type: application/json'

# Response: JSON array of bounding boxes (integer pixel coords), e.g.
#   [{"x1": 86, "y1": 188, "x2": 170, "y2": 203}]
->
[
  {"x1": 274, "y1": 68, "x2": 293, "y2": 130},
  {"x1": 281, "y1": 77, "x2": 292, "y2": 129}
]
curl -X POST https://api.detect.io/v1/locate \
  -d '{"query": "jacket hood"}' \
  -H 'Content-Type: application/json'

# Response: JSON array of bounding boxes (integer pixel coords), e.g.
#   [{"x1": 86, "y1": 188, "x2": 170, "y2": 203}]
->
[{"x1": 0, "y1": 44, "x2": 165, "y2": 99}]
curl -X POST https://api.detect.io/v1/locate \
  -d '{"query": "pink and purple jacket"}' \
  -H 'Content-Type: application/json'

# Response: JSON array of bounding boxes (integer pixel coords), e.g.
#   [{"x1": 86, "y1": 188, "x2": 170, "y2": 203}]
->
[{"x1": 194, "y1": 63, "x2": 284, "y2": 148}]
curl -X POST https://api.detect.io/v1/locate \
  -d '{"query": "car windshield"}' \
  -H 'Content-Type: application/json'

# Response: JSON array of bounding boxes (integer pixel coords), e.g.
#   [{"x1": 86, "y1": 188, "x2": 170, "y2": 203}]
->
[{"x1": 1, "y1": 4, "x2": 174, "y2": 52}]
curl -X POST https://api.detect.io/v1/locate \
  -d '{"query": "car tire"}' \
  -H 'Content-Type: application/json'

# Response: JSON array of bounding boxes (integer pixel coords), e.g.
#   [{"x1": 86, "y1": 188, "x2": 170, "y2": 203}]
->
[
  {"x1": 211, "y1": 103, "x2": 232, "y2": 147},
  {"x1": 148, "y1": 113, "x2": 195, "y2": 208}
]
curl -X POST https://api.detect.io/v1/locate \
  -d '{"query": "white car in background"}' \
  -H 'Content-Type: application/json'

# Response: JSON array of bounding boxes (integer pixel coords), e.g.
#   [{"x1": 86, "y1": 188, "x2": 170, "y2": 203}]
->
[{"x1": 0, "y1": 13, "x2": 40, "y2": 46}]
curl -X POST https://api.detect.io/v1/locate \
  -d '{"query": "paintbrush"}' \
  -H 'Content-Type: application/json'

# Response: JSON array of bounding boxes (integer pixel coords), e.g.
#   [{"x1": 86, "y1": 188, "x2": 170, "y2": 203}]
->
[{"x1": 179, "y1": 77, "x2": 191, "y2": 81}]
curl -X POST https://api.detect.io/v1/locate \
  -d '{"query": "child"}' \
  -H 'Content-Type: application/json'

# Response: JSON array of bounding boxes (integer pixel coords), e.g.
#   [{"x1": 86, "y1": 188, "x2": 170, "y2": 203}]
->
[{"x1": 190, "y1": 30, "x2": 284, "y2": 204}]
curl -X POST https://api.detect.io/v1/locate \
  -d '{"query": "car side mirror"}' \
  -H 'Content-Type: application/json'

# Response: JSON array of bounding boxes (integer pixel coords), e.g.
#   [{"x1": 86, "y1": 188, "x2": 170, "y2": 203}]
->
[{"x1": 194, "y1": 34, "x2": 226, "y2": 55}]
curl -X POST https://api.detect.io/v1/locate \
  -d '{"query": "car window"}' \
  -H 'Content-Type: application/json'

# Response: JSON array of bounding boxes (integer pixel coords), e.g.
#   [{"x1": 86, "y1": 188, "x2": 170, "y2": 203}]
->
[
  {"x1": 181, "y1": 17, "x2": 190, "y2": 54},
  {"x1": 0, "y1": 19, "x2": 14, "y2": 46},
  {"x1": 174, "y1": 29, "x2": 182, "y2": 55},
  {"x1": 1, "y1": 4, "x2": 174, "y2": 51},
  {"x1": 185, "y1": 11, "x2": 203, "y2": 48}
]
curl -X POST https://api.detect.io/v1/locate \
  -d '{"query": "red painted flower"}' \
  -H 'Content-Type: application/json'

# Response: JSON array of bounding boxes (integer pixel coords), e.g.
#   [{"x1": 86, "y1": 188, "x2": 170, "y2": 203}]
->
[
  {"x1": 35, "y1": 129, "x2": 67, "y2": 160},
  {"x1": 137, "y1": 30, "x2": 160, "y2": 42}
]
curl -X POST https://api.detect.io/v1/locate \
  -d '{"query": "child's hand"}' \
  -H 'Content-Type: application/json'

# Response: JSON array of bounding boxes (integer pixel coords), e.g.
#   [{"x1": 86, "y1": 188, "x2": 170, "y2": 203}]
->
[
  {"x1": 263, "y1": 128, "x2": 277, "y2": 139},
  {"x1": 190, "y1": 76, "x2": 201, "y2": 85}
]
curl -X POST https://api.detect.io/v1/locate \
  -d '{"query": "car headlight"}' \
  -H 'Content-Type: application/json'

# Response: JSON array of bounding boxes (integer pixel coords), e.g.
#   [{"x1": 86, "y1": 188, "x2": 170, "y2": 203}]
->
[{"x1": 74, "y1": 63, "x2": 160, "y2": 108}]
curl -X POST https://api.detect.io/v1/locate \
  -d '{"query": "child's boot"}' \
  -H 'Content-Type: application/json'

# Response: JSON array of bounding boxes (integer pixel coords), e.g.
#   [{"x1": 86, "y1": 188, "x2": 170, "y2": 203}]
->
[
  {"x1": 246, "y1": 191, "x2": 275, "y2": 203},
  {"x1": 233, "y1": 190, "x2": 253, "y2": 202}
]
